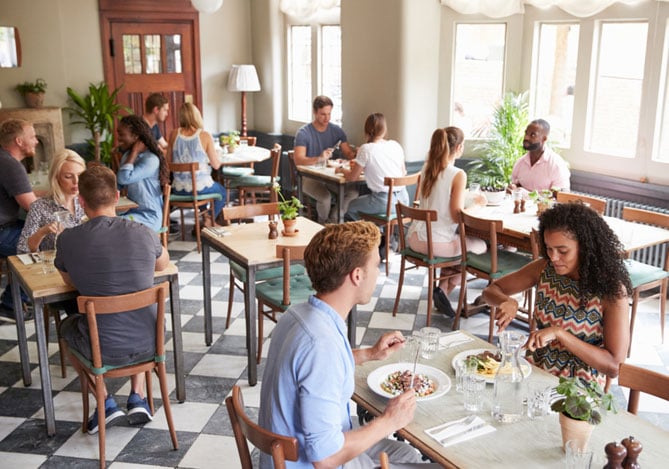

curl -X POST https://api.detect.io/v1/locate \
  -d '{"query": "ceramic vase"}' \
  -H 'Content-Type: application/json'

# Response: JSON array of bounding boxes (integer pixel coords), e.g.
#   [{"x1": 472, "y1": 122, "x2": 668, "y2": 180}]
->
[{"x1": 559, "y1": 412, "x2": 594, "y2": 451}]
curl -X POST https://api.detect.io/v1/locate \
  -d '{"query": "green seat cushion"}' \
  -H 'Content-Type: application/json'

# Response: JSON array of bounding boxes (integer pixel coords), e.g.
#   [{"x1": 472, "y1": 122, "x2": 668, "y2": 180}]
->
[
  {"x1": 625, "y1": 259, "x2": 669, "y2": 288},
  {"x1": 230, "y1": 260, "x2": 306, "y2": 282},
  {"x1": 230, "y1": 175, "x2": 280, "y2": 188},
  {"x1": 255, "y1": 274, "x2": 315, "y2": 310},
  {"x1": 400, "y1": 247, "x2": 461, "y2": 266},
  {"x1": 466, "y1": 250, "x2": 533, "y2": 279},
  {"x1": 221, "y1": 167, "x2": 254, "y2": 178},
  {"x1": 170, "y1": 193, "x2": 222, "y2": 202},
  {"x1": 69, "y1": 348, "x2": 164, "y2": 375},
  {"x1": 360, "y1": 212, "x2": 397, "y2": 223}
]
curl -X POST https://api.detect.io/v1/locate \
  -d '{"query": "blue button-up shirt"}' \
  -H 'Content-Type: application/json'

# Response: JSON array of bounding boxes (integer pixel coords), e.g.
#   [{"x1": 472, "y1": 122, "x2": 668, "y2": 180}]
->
[{"x1": 117, "y1": 151, "x2": 162, "y2": 231}]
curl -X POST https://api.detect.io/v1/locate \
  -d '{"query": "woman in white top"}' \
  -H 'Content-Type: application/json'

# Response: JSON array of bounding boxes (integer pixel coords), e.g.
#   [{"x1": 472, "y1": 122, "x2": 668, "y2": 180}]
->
[
  {"x1": 166, "y1": 102, "x2": 226, "y2": 225},
  {"x1": 341, "y1": 113, "x2": 408, "y2": 221},
  {"x1": 407, "y1": 126, "x2": 486, "y2": 316}
]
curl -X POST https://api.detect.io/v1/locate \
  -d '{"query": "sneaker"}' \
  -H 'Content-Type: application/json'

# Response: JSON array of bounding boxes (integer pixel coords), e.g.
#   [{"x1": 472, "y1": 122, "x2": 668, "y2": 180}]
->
[
  {"x1": 433, "y1": 287, "x2": 456, "y2": 317},
  {"x1": 127, "y1": 392, "x2": 153, "y2": 425},
  {"x1": 87, "y1": 395, "x2": 126, "y2": 434}
]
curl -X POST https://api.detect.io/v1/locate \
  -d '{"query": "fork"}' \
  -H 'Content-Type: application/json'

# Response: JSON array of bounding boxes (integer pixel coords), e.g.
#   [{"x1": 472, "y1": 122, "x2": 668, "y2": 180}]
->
[{"x1": 430, "y1": 415, "x2": 476, "y2": 435}]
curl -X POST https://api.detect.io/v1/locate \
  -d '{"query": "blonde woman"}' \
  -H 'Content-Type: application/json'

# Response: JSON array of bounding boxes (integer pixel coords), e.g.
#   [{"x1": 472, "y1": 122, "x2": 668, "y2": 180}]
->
[
  {"x1": 407, "y1": 126, "x2": 486, "y2": 316},
  {"x1": 17, "y1": 149, "x2": 86, "y2": 253},
  {"x1": 166, "y1": 102, "x2": 226, "y2": 225}
]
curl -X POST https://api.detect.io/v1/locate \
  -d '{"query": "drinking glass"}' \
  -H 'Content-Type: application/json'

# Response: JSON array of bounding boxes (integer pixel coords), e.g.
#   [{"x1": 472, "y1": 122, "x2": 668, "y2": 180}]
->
[
  {"x1": 419, "y1": 327, "x2": 440, "y2": 360},
  {"x1": 463, "y1": 374, "x2": 486, "y2": 412},
  {"x1": 40, "y1": 251, "x2": 56, "y2": 274},
  {"x1": 565, "y1": 440, "x2": 593, "y2": 469},
  {"x1": 469, "y1": 183, "x2": 480, "y2": 193}
]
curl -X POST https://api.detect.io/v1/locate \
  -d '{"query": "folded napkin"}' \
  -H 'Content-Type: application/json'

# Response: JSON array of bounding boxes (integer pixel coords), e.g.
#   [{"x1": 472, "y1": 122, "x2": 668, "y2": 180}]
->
[
  {"x1": 17, "y1": 253, "x2": 35, "y2": 265},
  {"x1": 439, "y1": 331, "x2": 474, "y2": 349},
  {"x1": 425, "y1": 416, "x2": 496, "y2": 448}
]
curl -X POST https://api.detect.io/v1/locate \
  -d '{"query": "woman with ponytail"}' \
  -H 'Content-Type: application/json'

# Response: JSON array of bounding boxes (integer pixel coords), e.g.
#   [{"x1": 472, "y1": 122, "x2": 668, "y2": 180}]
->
[{"x1": 407, "y1": 126, "x2": 486, "y2": 316}]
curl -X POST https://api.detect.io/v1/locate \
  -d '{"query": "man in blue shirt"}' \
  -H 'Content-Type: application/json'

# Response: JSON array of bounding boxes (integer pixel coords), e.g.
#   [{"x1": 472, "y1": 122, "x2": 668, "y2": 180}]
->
[
  {"x1": 142, "y1": 93, "x2": 169, "y2": 153},
  {"x1": 259, "y1": 221, "x2": 439, "y2": 468},
  {"x1": 293, "y1": 96, "x2": 358, "y2": 223}
]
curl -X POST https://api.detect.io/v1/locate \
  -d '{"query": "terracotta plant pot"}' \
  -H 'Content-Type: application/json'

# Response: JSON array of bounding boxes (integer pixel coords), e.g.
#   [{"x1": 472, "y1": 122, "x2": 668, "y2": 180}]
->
[
  {"x1": 559, "y1": 412, "x2": 594, "y2": 451},
  {"x1": 23, "y1": 91, "x2": 44, "y2": 108},
  {"x1": 282, "y1": 218, "x2": 297, "y2": 235}
]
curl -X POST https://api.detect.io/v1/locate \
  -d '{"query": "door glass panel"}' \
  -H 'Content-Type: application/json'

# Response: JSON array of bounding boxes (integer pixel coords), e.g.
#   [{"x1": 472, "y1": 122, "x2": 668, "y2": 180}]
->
[
  {"x1": 122, "y1": 34, "x2": 142, "y2": 74},
  {"x1": 144, "y1": 34, "x2": 162, "y2": 74},
  {"x1": 165, "y1": 34, "x2": 182, "y2": 73}
]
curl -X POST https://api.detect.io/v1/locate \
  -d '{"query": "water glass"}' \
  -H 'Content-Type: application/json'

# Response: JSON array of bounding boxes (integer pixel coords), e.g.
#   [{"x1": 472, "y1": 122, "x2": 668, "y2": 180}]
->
[
  {"x1": 469, "y1": 183, "x2": 480, "y2": 193},
  {"x1": 419, "y1": 327, "x2": 440, "y2": 360},
  {"x1": 526, "y1": 384, "x2": 551, "y2": 420},
  {"x1": 463, "y1": 374, "x2": 486, "y2": 412},
  {"x1": 40, "y1": 251, "x2": 56, "y2": 274},
  {"x1": 565, "y1": 440, "x2": 593, "y2": 469},
  {"x1": 400, "y1": 335, "x2": 422, "y2": 365}
]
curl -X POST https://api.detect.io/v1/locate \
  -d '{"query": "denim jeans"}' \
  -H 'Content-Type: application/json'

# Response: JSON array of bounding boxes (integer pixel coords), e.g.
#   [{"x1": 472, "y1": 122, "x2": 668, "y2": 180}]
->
[
  {"x1": 0, "y1": 222, "x2": 27, "y2": 309},
  {"x1": 173, "y1": 182, "x2": 226, "y2": 217}
]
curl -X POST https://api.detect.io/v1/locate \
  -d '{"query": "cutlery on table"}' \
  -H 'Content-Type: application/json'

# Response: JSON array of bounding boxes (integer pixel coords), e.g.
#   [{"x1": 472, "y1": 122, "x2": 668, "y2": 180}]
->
[
  {"x1": 429, "y1": 415, "x2": 476, "y2": 435},
  {"x1": 439, "y1": 422, "x2": 487, "y2": 445}
]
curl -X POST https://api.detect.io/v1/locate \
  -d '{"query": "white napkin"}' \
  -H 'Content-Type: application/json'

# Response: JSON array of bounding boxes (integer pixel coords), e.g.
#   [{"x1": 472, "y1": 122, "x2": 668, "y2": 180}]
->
[
  {"x1": 425, "y1": 416, "x2": 496, "y2": 447},
  {"x1": 439, "y1": 331, "x2": 473, "y2": 349},
  {"x1": 17, "y1": 253, "x2": 35, "y2": 265}
]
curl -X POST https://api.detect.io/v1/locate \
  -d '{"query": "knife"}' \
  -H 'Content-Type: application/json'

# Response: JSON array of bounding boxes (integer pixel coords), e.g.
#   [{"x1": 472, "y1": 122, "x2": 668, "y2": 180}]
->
[{"x1": 439, "y1": 422, "x2": 487, "y2": 445}]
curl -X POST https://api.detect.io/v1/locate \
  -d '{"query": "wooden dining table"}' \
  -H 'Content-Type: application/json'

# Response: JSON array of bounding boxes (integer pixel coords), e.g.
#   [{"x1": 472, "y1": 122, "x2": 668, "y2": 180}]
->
[
  {"x1": 8, "y1": 257, "x2": 185, "y2": 436},
  {"x1": 353, "y1": 332, "x2": 669, "y2": 468}
]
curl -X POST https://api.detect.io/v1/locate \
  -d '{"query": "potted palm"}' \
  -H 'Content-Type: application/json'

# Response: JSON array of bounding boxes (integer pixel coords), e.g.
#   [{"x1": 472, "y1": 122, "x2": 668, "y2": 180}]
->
[
  {"x1": 551, "y1": 376, "x2": 616, "y2": 451},
  {"x1": 273, "y1": 184, "x2": 303, "y2": 235},
  {"x1": 16, "y1": 78, "x2": 47, "y2": 108}
]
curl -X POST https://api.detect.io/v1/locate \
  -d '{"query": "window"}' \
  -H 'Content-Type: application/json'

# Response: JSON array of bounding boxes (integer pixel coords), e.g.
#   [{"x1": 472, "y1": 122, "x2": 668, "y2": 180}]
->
[
  {"x1": 452, "y1": 23, "x2": 506, "y2": 138},
  {"x1": 655, "y1": 22, "x2": 669, "y2": 163},
  {"x1": 287, "y1": 24, "x2": 342, "y2": 124},
  {"x1": 532, "y1": 23, "x2": 580, "y2": 147},
  {"x1": 586, "y1": 21, "x2": 647, "y2": 157}
]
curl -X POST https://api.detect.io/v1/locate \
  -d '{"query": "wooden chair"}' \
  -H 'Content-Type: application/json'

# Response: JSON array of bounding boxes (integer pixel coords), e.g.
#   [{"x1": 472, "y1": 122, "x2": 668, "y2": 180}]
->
[
  {"x1": 222, "y1": 202, "x2": 305, "y2": 330},
  {"x1": 225, "y1": 385, "x2": 299, "y2": 469},
  {"x1": 379, "y1": 451, "x2": 390, "y2": 469},
  {"x1": 255, "y1": 244, "x2": 314, "y2": 363},
  {"x1": 392, "y1": 203, "x2": 464, "y2": 327},
  {"x1": 221, "y1": 136, "x2": 257, "y2": 204},
  {"x1": 157, "y1": 184, "x2": 172, "y2": 249},
  {"x1": 239, "y1": 136, "x2": 257, "y2": 146},
  {"x1": 66, "y1": 282, "x2": 178, "y2": 469},
  {"x1": 359, "y1": 173, "x2": 421, "y2": 276},
  {"x1": 556, "y1": 192, "x2": 607, "y2": 215},
  {"x1": 618, "y1": 363, "x2": 669, "y2": 414},
  {"x1": 168, "y1": 162, "x2": 223, "y2": 253},
  {"x1": 455, "y1": 211, "x2": 538, "y2": 342},
  {"x1": 621, "y1": 207, "x2": 669, "y2": 356},
  {"x1": 231, "y1": 144, "x2": 282, "y2": 205}
]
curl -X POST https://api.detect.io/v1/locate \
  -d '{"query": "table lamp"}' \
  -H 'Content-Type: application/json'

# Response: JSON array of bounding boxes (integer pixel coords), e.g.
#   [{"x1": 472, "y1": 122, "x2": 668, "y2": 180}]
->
[
  {"x1": 191, "y1": 0, "x2": 223, "y2": 14},
  {"x1": 227, "y1": 64, "x2": 261, "y2": 137}
]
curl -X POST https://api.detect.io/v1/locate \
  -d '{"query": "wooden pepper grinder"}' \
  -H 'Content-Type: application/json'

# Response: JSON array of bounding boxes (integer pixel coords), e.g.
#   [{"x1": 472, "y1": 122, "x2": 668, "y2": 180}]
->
[
  {"x1": 604, "y1": 442, "x2": 627, "y2": 469},
  {"x1": 621, "y1": 436, "x2": 642, "y2": 469},
  {"x1": 268, "y1": 220, "x2": 278, "y2": 239}
]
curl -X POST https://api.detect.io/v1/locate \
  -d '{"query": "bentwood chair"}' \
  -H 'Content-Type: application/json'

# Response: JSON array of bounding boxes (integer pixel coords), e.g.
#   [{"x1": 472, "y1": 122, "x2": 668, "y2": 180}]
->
[
  {"x1": 456, "y1": 211, "x2": 538, "y2": 342},
  {"x1": 222, "y1": 202, "x2": 305, "y2": 330},
  {"x1": 168, "y1": 162, "x2": 222, "y2": 253},
  {"x1": 66, "y1": 283, "x2": 178, "y2": 469},
  {"x1": 618, "y1": 363, "x2": 669, "y2": 414},
  {"x1": 255, "y1": 244, "x2": 314, "y2": 363},
  {"x1": 556, "y1": 192, "x2": 607, "y2": 215},
  {"x1": 226, "y1": 385, "x2": 299, "y2": 469},
  {"x1": 392, "y1": 203, "x2": 464, "y2": 327},
  {"x1": 359, "y1": 173, "x2": 421, "y2": 276},
  {"x1": 157, "y1": 183, "x2": 172, "y2": 249},
  {"x1": 621, "y1": 207, "x2": 669, "y2": 356},
  {"x1": 231, "y1": 144, "x2": 282, "y2": 205}
]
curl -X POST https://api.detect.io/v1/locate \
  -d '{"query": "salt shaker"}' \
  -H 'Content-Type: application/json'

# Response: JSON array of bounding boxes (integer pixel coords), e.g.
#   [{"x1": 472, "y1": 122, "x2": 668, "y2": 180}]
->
[
  {"x1": 604, "y1": 442, "x2": 627, "y2": 469},
  {"x1": 268, "y1": 221, "x2": 278, "y2": 239},
  {"x1": 621, "y1": 436, "x2": 642, "y2": 469}
]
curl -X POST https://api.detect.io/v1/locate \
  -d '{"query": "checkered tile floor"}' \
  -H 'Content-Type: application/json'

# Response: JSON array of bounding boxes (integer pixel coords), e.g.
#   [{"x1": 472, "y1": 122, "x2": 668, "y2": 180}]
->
[{"x1": 0, "y1": 225, "x2": 668, "y2": 468}]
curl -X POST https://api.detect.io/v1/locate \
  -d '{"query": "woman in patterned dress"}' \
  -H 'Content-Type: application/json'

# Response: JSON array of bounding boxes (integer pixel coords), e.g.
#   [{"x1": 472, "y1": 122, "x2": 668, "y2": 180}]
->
[{"x1": 482, "y1": 203, "x2": 632, "y2": 385}]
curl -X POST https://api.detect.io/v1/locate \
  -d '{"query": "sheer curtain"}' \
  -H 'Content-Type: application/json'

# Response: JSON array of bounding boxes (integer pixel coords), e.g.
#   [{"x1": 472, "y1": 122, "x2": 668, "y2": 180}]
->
[
  {"x1": 441, "y1": 0, "x2": 656, "y2": 18},
  {"x1": 280, "y1": 0, "x2": 340, "y2": 19}
]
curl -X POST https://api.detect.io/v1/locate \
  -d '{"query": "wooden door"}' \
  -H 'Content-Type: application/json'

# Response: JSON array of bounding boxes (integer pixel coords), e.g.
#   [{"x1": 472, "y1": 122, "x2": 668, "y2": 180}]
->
[{"x1": 99, "y1": 0, "x2": 201, "y2": 141}]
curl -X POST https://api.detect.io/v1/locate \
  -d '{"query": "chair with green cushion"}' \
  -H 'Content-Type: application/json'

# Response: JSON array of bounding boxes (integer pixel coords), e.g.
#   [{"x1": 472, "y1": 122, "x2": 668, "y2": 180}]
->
[
  {"x1": 220, "y1": 136, "x2": 258, "y2": 204},
  {"x1": 66, "y1": 282, "x2": 178, "y2": 469},
  {"x1": 622, "y1": 207, "x2": 669, "y2": 357},
  {"x1": 359, "y1": 172, "x2": 421, "y2": 276},
  {"x1": 169, "y1": 162, "x2": 222, "y2": 253},
  {"x1": 456, "y1": 211, "x2": 538, "y2": 342},
  {"x1": 255, "y1": 244, "x2": 315, "y2": 363},
  {"x1": 221, "y1": 202, "x2": 305, "y2": 330},
  {"x1": 231, "y1": 144, "x2": 281, "y2": 205},
  {"x1": 392, "y1": 203, "x2": 464, "y2": 327}
]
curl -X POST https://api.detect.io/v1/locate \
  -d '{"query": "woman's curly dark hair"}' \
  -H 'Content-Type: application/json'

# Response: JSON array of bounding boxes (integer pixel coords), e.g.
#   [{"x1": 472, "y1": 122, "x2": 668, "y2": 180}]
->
[
  {"x1": 538, "y1": 202, "x2": 632, "y2": 302},
  {"x1": 118, "y1": 115, "x2": 170, "y2": 187}
]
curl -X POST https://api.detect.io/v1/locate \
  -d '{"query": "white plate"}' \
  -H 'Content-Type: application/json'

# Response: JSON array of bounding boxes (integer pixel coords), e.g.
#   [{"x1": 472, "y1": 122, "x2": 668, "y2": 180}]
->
[
  {"x1": 451, "y1": 348, "x2": 532, "y2": 384},
  {"x1": 367, "y1": 363, "x2": 451, "y2": 401}
]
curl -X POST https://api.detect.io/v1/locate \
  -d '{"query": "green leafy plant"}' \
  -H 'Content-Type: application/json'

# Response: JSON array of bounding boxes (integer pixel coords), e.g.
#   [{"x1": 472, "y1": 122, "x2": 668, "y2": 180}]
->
[
  {"x1": 65, "y1": 82, "x2": 130, "y2": 164},
  {"x1": 16, "y1": 78, "x2": 47, "y2": 94},
  {"x1": 469, "y1": 91, "x2": 529, "y2": 190},
  {"x1": 528, "y1": 189, "x2": 554, "y2": 205},
  {"x1": 220, "y1": 130, "x2": 240, "y2": 150},
  {"x1": 273, "y1": 183, "x2": 303, "y2": 220},
  {"x1": 551, "y1": 376, "x2": 616, "y2": 425}
]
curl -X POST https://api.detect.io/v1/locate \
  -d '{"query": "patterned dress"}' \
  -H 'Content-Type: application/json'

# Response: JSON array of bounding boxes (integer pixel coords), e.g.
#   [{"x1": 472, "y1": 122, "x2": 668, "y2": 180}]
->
[{"x1": 527, "y1": 263, "x2": 606, "y2": 387}]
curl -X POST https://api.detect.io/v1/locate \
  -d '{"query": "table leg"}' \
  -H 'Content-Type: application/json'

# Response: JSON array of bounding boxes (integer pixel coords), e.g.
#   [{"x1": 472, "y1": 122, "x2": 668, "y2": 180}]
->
[
  {"x1": 168, "y1": 274, "x2": 186, "y2": 402},
  {"x1": 202, "y1": 241, "x2": 213, "y2": 346},
  {"x1": 10, "y1": 270, "x2": 31, "y2": 386},
  {"x1": 244, "y1": 267, "x2": 258, "y2": 386},
  {"x1": 33, "y1": 298, "x2": 56, "y2": 436},
  {"x1": 338, "y1": 184, "x2": 345, "y2": 223},
  {"x1": 296, "y1": 172, "x2": 304, "y2": 217},
  {"x1": 347, "y1": 305, "x2": 357, "y2": 347}
]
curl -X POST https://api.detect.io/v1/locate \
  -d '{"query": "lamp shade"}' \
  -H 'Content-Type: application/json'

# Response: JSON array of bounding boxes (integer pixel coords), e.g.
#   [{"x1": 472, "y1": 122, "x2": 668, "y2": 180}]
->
[
  {"x1": 191, "y1": 0, "x2": 223, "y2": 14},
  {"x1": 227, "y1": 65, "x2": 261, "y2": 92}
]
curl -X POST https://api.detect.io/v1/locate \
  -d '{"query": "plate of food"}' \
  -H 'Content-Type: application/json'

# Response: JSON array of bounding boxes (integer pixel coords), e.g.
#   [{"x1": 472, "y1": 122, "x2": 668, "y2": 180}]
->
[
  {"x1": 367, "y1": 363, "x2": 451, "y2": 401},
  {"x1": 451, "y1": 348, "x2": 532, "y2": 384}
]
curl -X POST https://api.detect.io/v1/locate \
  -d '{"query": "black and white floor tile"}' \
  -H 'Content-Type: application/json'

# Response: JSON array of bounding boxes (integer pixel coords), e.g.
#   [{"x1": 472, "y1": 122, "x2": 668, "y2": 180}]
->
[{"x1": 0, "y1": 225, "x2": 667, "y2": 468}]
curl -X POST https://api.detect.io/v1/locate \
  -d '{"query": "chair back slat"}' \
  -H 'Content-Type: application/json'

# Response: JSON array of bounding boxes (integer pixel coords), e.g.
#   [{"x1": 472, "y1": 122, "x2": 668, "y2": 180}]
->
[
  {"x1": 618, "y1": 363, "x2": 669, "y2": 414},
  {"x1": 622, "y1": 206, "x2": 669, "y2": 230},
  {"x1": 169, "y1": 162, "x2": 200, "y2": 198},
  {"x1": 160, "y1": 184, "x2": 172, "y2": 248},
  {"x1": 223, "y1": 202, "x2": 280, "y2": 223},
  {"x1": 275, "y1": 244, "x2": 308, "y2": 307},
  {"x1": 556, "y1": 192, "x2": 606, "y2": 215},
  {"x1": 395, "y1": 202, "x2": 437, "y2": 259}
]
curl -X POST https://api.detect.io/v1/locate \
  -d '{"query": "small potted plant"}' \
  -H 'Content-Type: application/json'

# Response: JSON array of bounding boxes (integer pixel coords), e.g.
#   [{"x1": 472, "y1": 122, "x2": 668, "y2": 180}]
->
[
  {"x1": 551, "y1": 376, "x2": 616, "y2": 450},
  {"x1": 528, "y1": 189, "x2": 555, "y2": 215},
  {"x1": 273, "y1": 183, "x2": 303, "y2": 235},
  {"x1": 220, "y1": 130, "x2": 240, "y2": 153},
  {"x1": 16, "y1": 78, "x2": 47, "y2": 108}
]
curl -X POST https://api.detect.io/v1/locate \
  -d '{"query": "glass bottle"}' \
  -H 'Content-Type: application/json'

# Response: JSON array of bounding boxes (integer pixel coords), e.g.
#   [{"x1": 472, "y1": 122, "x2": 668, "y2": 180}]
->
[{"x1": 492, "y1": 331, "x2": 526, "y2": 423}]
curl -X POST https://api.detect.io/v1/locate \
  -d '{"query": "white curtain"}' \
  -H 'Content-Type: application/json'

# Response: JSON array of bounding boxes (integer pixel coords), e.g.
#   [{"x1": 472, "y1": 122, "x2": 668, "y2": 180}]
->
[
  {"x1": 441, "y1": 0, "x2": 656, "y2": 18},
  {"x1": 280, "y1": 0, "x2": 340, "y2": 19}
]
